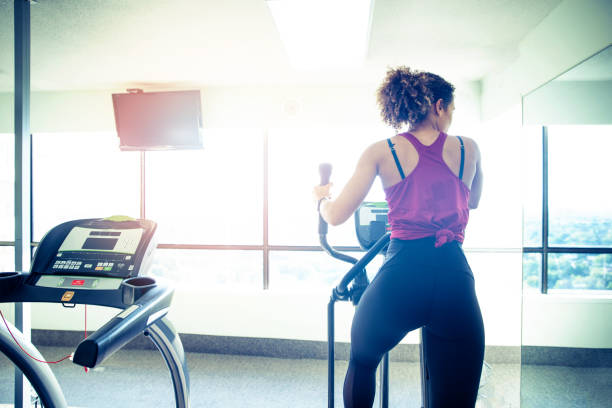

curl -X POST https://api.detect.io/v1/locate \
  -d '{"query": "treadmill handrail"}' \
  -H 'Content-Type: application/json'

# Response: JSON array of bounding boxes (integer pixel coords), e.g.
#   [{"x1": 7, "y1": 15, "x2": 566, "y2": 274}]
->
[{"x1": 72, "y1": 282, "x2": 174, "y2": 368}]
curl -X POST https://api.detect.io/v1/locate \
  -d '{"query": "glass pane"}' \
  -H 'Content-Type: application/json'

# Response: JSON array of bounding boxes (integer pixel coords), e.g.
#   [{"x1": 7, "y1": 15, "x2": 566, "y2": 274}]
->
[
  {"x1": 32, "y1": 133, "x2": 140, "y2": 240},
  {"x1": 0, "y1": 134, "x2": 14, "y2": 241},
  {"x1": 522, "y1": 126, "x2": 543, "y2": 247},
  {"x1": 548, "y1": 253, "x2": 612, "y2": 292},
  {"x1": 548, "y1": 125, "x2": 612, "y2": 247},
  {"x1": 146, "y1": 129, "x2": 263, "y2": 245},
  {"x1": 466, "y1": 251, "x2": 523, "y2": 345},
  {"x1": 0, "y1": 246, "x2": 14, "y2": 272},
  {"x1": 150, "y1": 248, "x2": 262, "y2": 290},
  {"x1": 268, "y1": 127, "x2": 389, "y2": 247},
  {"x1": 465, "y1": 251, "x2": 522, "y2": 406},
  {"x1": 462, "y1": 106, "x2": 523, "y2": 249},
  {"x1": 269, "y1": 250, "x2": 384, "y2": 291},
  {"x1": 522, "y1": 253, "x2": 541, "y2": 291}
]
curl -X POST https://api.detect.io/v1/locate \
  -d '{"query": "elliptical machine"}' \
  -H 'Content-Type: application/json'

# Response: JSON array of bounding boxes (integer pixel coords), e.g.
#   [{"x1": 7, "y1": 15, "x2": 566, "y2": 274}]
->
[{"x1": 318, "y1": 164, "x2": 429, "y2": 408}]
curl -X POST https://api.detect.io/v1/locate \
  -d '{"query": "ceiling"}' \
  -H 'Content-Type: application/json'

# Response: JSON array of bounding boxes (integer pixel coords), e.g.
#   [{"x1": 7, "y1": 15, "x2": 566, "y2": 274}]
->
[{"x1": 0, "y1": 0, "x2": 563, "y2": 91}]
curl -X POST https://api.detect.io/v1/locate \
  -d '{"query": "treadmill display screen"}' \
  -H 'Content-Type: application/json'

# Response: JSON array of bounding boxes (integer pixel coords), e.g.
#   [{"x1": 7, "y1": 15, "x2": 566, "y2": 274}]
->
[
  {"x1": 59, "y1": 227, "x2": 143, "y2": 255},
  {"x1": 82, "y1": 237, "x2": 119, "y2": 251}
]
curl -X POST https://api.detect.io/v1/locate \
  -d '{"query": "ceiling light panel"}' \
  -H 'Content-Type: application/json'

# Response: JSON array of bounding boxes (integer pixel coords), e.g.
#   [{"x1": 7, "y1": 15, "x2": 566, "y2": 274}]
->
[{"x1": 266, "y1": 0, "x2": 375, "y2": 70}]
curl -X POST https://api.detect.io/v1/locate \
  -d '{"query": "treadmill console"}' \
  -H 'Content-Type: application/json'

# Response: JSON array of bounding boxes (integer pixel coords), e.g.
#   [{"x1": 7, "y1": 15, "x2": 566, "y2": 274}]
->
[{"x1": 32, "y1": 217, "x2": 157, "y2": 280}]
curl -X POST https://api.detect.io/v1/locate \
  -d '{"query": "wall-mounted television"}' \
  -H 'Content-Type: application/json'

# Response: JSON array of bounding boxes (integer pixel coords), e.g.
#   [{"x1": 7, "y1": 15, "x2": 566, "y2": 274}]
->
[{"x1": 112, "y1": 89, "x2": 203, "y2": 150}]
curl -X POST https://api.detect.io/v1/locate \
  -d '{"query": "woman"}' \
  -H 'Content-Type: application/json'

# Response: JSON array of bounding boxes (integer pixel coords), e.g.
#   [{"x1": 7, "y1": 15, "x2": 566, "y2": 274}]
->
[{"x1": 313, "y1": 67, "x2": 485, "y2": 407}]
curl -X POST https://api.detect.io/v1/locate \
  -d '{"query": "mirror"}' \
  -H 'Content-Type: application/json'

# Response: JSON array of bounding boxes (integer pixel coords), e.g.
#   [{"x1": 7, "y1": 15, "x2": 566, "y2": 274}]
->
[{"x1": 521, "y1": 45, "x2": 612, "y2": 407}]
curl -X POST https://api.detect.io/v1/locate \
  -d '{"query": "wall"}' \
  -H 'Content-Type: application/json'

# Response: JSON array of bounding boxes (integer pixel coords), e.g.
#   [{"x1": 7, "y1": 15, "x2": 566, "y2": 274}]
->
[
  {"x1": 522, "y1": 294, "x2": 612, "y2": 348},
  {"x1": 523, "y1": 80, "x2": 612, "y2": 125},
  {"x1": 0, "y1": 81, "x2": 481, "y2": 133},
  {"x1": 481, "y1": 0, "x2": 612, "y2": 121}
]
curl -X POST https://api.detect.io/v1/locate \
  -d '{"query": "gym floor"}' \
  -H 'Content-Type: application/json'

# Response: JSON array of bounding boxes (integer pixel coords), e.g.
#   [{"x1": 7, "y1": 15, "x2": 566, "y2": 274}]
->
[{"x1": 1, "y1": 346, "x2": 611, "y2": 407}]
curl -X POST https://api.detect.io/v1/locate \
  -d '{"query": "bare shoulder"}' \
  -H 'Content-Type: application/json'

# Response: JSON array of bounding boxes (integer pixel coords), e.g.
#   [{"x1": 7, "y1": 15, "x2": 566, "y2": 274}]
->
[
  {"x1": 361, "y1": 138, "x2": 392, "y2": 161},
  {"x1": 456, "y1": 136, "x2": 481, "y2": 159}
]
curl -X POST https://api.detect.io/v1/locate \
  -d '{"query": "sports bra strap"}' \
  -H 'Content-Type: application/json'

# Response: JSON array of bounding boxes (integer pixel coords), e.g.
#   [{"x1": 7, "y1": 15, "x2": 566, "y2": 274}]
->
[
  {"x1": 457, "y1": 136, "x2": 465, "y2": 180},
  {"x1": 387, "y1": 138, "x2": 405, "y2": 179}
]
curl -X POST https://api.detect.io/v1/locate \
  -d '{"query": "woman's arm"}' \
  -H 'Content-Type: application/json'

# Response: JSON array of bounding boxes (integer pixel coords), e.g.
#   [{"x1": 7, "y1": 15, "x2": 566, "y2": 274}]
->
[
  {"x1": 468, "y1": 142, "x2": 483, "y2": 209},
  {"x1": 314, "y1": 144, "x2": 379, "y2": 226}
]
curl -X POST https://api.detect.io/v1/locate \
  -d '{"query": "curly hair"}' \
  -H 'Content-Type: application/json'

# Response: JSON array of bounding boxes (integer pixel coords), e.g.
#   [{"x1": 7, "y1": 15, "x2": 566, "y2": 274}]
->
[{"x1": 376, "y1": 66, "x2": 455, "y2": 130}]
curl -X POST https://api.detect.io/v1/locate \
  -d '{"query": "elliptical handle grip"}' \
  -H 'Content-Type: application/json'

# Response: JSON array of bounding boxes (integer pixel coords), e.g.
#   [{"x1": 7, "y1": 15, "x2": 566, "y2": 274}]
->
[
  {"x1": 319, "y1": 163, "x2": 332, "y2": 185},
  {"x1": 317, "y1": 163, "x2": 358, "y2": 266},
  {"x1": 318, "y1": 163, "x2": 332, "y2": 235}
]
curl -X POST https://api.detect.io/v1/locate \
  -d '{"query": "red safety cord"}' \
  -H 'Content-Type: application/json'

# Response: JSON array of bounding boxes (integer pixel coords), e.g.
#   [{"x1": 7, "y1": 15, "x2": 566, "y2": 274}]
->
[
  {"x1": 1, "y1": 307, "x2": 89, "y2": 367},
  {"x1": 83, "y1": 305, "x2": 88, "y2": 373}
]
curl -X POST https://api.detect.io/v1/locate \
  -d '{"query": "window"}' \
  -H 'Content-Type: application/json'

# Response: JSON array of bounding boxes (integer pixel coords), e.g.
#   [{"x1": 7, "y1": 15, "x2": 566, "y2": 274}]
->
[
  {"x1": 523, "y1": 125, "x2": 612, "y2": 293},
  {"x1": 269, "y1": 250, "x2": 384, "y2": 292},
  {"x1": 522, "y1": 253, "x2": 541, "y2": 291},
  {"x1": 548, "y1": 253, "x2": 611, "y2": 291},
  {"x1": 0, "y1": 247, "x2": 15, "y2": 272},
  {"x1": 461, "y1": 107, "x2": 523, "y2": 249},
  {"x1": 467, "y1": 252, "x2": 522, "y2": 345},
  {"x1": 32, "y1": 132, "x2": 140, "y2": 241},
  {"x1": 150, "y1": 248, "x2": 262, "y2": 290},
  {"x1": 268, "y1": 127, "x2": 388, "y2": 248},
  {"x1": 23, "y1": 121, "x2": 533, "y2": 297},
  {"x1": 0, "y1": 134, "x2": 14, "y2": 242},
  {"x1": 146, "y1": 129, "x2": 263, "y2": 245},
  {"x1": 548, "y1": 126, "x2": 612, "y2": 248}
]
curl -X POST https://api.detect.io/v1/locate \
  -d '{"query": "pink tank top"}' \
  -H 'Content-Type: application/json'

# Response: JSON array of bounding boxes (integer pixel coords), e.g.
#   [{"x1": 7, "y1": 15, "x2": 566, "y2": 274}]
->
[{"x1": 384, "y1": 132, "x2": 470, "y2": 247}]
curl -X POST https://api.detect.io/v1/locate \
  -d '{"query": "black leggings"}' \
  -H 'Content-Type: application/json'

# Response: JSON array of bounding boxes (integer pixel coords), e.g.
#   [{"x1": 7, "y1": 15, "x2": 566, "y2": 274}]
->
[{"x1": 343, "y1": 237, "x2": 485, "y2": 408}]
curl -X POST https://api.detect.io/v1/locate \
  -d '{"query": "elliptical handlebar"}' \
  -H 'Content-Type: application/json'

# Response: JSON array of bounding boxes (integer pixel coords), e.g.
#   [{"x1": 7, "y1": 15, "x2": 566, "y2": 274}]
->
[
  {"x1": 317, "y1": 163, "x2": 390, "y2": 303},
  {"x1": 318, "y1": 163, "x2": 332, "y2": 236},
  {"x1": 335, "y1": 232, "x2": 390, "y2": 293},
  {"x1": 318, "y1": 163, "x2": 358, "y2": 265},
  {"x1": 319, "y1": 164, "x2": 394, "y2": 408}
]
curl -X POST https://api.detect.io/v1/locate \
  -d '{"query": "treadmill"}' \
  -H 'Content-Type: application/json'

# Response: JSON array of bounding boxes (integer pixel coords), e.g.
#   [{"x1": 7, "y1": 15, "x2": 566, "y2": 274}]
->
[{"x1": 0, "y1": 216, "x2": 190, "y2": 408}]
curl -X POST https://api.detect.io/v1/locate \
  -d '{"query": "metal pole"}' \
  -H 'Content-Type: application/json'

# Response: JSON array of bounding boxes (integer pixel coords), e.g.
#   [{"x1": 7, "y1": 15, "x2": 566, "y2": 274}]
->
[
  {"x1": 327, "y1": 298, "x2": 335, "y2": 408},
  {"x1": 379, "y1": 352, "x2": 389, "y2": 408},
  {"x1": 541, "y1": 126, "x2": 549, "y2": 293},
  {"x1": 14, "y1": 1, "x2": 33, "y2": 407},
  {"x1": 140, "y1": 151, "x2": 146, "y2": 219},
  {"x1": 263, "y1": 131, "x2": 269, "y2": 289},
  {"x1": 420, "y1": 329, "x2": 428, "y2": 408}
]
